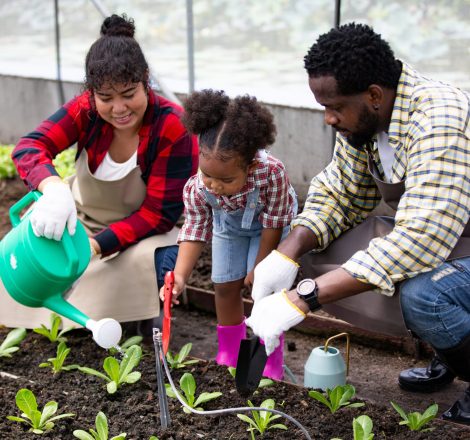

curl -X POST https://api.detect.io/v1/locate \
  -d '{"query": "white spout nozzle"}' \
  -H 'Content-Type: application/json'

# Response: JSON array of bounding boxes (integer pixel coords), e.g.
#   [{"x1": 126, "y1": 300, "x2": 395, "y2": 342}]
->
[{"x1": 85, "y1": 318, "x2": 122, "y2": 349}]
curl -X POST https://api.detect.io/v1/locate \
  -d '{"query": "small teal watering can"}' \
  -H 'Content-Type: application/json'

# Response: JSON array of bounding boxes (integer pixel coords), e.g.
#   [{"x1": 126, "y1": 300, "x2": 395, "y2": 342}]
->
[
  {"x1": 0, "y1": 191, "x2": 121, "y2": 348},
  {"x1": 304, "y1": 332, "x2": 350, "y2": 390}
]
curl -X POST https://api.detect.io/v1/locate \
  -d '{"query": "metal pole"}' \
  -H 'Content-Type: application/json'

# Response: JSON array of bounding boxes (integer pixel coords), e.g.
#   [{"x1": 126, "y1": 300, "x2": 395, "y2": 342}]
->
[
  {"x1": 186, "y1": 0, "x2": 195, "y2": 93},
  {"x1": 334, "y1": 0, "x2": 341, "y2": 28},
  {"x1": 54, "y1": 0, "x2": 66, "y2": 105}
]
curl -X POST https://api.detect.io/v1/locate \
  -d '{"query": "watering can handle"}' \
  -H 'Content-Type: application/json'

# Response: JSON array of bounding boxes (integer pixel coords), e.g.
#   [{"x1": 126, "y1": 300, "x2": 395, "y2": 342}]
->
[
  {"x1": 9, "y1": 190, "x2": 41, "y2": 227},
  {"x1": 9, "y1": 190, "x2": 79, "y2": 275}
]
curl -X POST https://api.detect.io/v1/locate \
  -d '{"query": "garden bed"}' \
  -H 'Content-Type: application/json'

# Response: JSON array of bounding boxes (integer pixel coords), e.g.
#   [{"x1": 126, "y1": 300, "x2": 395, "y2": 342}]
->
[{"x1": 1, "y1": 327, "x2": 470, "y2": 439}]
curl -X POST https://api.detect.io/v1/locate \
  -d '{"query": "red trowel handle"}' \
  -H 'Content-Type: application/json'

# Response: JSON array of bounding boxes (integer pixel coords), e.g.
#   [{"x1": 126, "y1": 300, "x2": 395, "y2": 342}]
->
[{"x1": 162, "y1": 271, "x2": 174, "y2": 355}]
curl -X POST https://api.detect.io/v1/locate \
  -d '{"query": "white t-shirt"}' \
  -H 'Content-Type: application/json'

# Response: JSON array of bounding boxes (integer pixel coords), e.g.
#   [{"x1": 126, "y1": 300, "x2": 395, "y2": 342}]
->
[
  {"x1": 377, "y1": 132, "x2": 394, "y2": 182},
  {"x1": 93, "y1": 150, "x2": 138, "y2": 181}
]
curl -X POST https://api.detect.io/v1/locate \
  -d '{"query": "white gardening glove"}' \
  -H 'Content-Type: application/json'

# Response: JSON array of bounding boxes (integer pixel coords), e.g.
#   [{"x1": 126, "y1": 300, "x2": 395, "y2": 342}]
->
[
  {"x1": 251, "y1": 250, "x2": 299, "y2": 303},
  {"x1": 30, "y1": 181, "x2": 77, "y2": 241},
  {"x1": 246, "y1": 289, "x2": 306, "y2": 356}
]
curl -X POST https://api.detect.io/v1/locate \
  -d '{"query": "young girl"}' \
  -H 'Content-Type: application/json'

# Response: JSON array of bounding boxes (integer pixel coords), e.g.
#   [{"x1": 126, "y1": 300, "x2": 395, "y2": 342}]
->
[{"x1": 160, "y1": 89, "x2": 297, "y2": 380}]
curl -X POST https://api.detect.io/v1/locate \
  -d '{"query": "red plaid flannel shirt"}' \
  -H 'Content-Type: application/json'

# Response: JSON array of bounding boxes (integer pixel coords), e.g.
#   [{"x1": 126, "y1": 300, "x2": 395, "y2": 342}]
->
[
  {"x1": 179, "y1": 151, "x2": 295, "y2": 242},
  {"x1": 12, "y1": 90, "x2": 198, "y2": 256}
]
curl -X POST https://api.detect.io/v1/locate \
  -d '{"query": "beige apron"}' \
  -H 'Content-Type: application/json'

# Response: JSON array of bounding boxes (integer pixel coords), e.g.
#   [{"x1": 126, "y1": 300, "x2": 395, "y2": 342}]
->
[
  {"x1": 0, "y1": 150, "x2": 179, "y2": 328},
  {"x1": 301, "y1": 147, "x2": 470, "y2": 337}
]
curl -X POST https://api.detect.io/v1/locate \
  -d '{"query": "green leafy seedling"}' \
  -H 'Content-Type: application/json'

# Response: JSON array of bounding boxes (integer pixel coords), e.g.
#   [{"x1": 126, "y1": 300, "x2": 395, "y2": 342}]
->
[
  {"x1": 149, "y1": 437, "x2": 159, "y2": 440},
  {"x1": 108, "y1": 336, "x2": 143, "y2": 356},
  {"x1": 73, "y1": 411, "x2": 126, "y2": 439},
  {"x1": 332, "y1": 414, "x2": 374, "y2": 440},
  {"x1": 237, "y1": 399, "x2": 288, "y2": 439},
  {"x1": 391, "y1": 401, "x2": 438, "y2": 432},
  {"x1": 0, "y1": 327, "x2": 27, "y2": 357},
  {"x1": 308, "y1": 384, "x2": 365, "y2": 414},
  {"x1": 33, "y1": 313, "x2": 75, "y2": 343},
  {"x1": 165, "y1": 372, "x2": 222, "y2": 413},
  {"x1": 77, "y1": 345, "x2": 142, "y2": 394},
  {"x1": 227, "y1": 366, "x2": 274, "y2": 390},
  {"x1": 39, "y1": 341, "x2": 79, "y2": 374},
  {"x1": 6, "y1": 388, "x2": 74, "y2": 434},
  {"x1": 0, "y1": 145, "x2": 17, "y2": 179},
  {"x1": 165, "y1": 343, "x2": 199, "y2": 369}
]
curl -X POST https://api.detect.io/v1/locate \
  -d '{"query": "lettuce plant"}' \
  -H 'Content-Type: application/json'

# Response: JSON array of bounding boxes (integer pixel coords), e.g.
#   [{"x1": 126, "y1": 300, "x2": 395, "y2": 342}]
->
[
  {"x1": 33, "y1": 313, "x2": 75, "y2": 343},
  {"x1": 108, "y1": 335, "x2": 143, "y2": 356},
  {"x1": 77, "y1": 345, "x2": 142, "y2": 394},
  {"x1": 39, "y1": 341, "x2": 79, "y2": 374},
  {"x1": 227, "y1": 366, "x2": 274, "y2": 390},
  {"x1": 237, "y1": 399, "x2": 288, "y2": 439},
  {"x1": 308, "y1": 384, "x2": 365, "y2": 414},
  {"x1": 333, "y1": 414, "x2": 375, "y2": 440},
  {"x1": 165, "y1": 372, "x2": 222, "y2": 413},
  {"x1": 6, "y1": 388, "x2": 74, "y2": 434},
  {"x1": 390, "y1": 401, "x2": 437, "y2": 432},
  {"x1": 0, "y1": 145, "x2": 17, "y2": 179},
  {"x1": 165, "y1": 343, "x2": 199, "y2": 369},
  {"x1": 73, "y1": 411, "x2": 126, "y2": 439},
  {"x1": 0, "y1": 327, "x2": 26, "y2": 357}
]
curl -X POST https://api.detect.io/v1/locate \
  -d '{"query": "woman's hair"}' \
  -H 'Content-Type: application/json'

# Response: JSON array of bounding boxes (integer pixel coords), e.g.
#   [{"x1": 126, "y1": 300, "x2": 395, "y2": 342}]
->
[
  {"x1": 304, "y1": 22, "x2": 401, "y2": 96},
  {"x1": 85, "y1": 14, "x2": 149, "y2": 91},
  {"x1": 182, "y1": 89, "x2": 276, "y2": 167}
]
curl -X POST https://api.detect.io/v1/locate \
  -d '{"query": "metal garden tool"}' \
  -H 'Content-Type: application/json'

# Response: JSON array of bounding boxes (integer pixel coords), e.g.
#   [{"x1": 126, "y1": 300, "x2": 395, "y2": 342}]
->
[
  {"x1": 235, "y1": 336, "x2": 268, "y2": 396},
  {"x1": 304, "y1": 332, "x2": 350, "y2": 390},
  {"x1": 0, "y1": 191, "x2": 121, "y2": 348},
  {"x1": 153, "y1": 328, "x2": 171, "y2": 429}
]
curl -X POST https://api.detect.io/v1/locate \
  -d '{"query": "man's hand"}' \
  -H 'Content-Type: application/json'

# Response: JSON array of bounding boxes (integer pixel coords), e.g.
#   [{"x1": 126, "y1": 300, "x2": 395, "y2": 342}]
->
[
  {"x1": 30, "y1": 181, "x2": 77, "y2": 241},
  {"x1": 251, "y1": 250, "x2": 299, "y2": 302},
  {"x1": 246, "y1": 289, "x2": 306, "y2": 356}
]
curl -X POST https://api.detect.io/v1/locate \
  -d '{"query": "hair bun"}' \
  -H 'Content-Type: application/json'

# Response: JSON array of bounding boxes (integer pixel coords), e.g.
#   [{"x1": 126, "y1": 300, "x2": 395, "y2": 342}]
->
[{"x1": 100, "y1": 14, "x2": 135, "y2": 38}]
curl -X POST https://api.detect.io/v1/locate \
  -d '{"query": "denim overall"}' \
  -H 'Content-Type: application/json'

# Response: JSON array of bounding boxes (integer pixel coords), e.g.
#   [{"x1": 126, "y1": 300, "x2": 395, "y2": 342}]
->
[{"x1": 204, "y1": 186, "x2": 295, "y2": 284}]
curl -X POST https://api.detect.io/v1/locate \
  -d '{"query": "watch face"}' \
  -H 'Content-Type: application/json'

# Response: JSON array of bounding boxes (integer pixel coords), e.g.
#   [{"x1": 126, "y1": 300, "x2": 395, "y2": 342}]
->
[{"x1": 298, "y1": 279, "x2": 315, "y2": 295}]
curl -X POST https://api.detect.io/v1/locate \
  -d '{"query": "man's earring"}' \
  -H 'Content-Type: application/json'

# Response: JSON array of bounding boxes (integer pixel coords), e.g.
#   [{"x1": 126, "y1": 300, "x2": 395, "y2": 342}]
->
[{"x1": 373, "y1": 104, "x2": 380, "y2": 111}]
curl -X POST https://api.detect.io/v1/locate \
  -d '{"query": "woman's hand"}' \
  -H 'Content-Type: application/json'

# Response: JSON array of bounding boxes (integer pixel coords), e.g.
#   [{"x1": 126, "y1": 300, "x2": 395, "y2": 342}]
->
[
  {"x1": 159, "y1": 272, "x2": 186, "y2": 306},
  {"x1": 89, "y1": 238, "x2": 101, "y2": 257}
]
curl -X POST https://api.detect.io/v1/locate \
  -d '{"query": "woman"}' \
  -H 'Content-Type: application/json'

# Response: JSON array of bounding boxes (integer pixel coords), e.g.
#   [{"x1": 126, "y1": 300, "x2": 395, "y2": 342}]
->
[{"x1": 0, "y1": 14, "x2": 198, "y2": 333}]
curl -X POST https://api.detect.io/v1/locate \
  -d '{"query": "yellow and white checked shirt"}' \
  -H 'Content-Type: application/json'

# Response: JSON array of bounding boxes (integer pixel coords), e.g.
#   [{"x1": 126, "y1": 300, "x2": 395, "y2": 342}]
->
[{"x1": 293, "y1": 63, "x2": 470, "y2": 295}]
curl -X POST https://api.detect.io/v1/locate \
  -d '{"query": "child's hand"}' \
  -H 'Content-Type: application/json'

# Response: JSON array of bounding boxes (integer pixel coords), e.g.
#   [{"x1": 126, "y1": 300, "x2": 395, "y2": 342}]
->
[
  {"x1": 159, "y1": 273, "x2": 186, "y2": 306},
  {"x1": 244, "y1": 269, "x2": 255, "y2": 289}
]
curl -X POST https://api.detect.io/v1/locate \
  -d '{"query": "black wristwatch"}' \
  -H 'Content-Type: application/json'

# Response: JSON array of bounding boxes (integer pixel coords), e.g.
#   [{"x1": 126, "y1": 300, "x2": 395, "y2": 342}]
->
[{"x1": 296, "y1": 278, "x2": 322, "y2": 312}]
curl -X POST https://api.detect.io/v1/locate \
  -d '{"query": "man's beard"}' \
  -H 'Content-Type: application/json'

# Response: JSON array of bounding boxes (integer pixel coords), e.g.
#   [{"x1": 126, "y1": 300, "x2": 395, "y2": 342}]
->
[{"x1": 345, "y1": 105, "x2": 379, "y2": 149}]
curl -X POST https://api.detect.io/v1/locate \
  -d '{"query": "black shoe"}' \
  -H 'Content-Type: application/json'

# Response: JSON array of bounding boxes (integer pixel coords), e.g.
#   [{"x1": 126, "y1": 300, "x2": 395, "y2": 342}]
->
[
  {"x1": 442, "y1": 386, "x2": 470, "y2": 425},
  {"x1": 398, "y1": 356, "x2": 456, "y2": 393}
]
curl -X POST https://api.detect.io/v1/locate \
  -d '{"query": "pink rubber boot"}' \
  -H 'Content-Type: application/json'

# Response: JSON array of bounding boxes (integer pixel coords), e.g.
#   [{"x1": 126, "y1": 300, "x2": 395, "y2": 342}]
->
[
  {"x1": 262, "y1": 334, "x2": 285, "y2": 380},
  {"x1": 215, "y1": 320, "x2": 247, "y2": 367}
]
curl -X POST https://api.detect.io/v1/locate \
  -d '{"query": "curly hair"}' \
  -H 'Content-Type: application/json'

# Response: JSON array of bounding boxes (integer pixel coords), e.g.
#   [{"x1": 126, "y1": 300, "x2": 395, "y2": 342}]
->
[
  {"x1": 304, "y1": 23, "x2": 401, "y2": 95},
  {"x1": 182, "y1": 89, "x2": 276, "y2": 167},
  {"x1": 85, "y1": 14, "x2": 149, "y2": 91}
]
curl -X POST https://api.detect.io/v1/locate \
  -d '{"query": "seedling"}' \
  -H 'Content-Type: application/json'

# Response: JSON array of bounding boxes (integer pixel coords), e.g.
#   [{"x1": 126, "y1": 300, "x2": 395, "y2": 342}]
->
[
  {"x1": 39, "y1": 341, "x2": 79, "y2": 374},
  {"x1": 165, "y1": 343, "x2": 199, "y2": 369},
  {"x1": 108, "y1": 336, "x2": 143, "y2": 356},
  {"x1": 73, "y1": 411, "x2": 126, "y2": 439},
  {"x1": 308, "y1": 384, "x2": 365, "y2": 414},
  {"x1": 227, "y1": 367, "x2": 274, "y2": 389},
  {"x1": 390, "y1": 401, "x2": 437, "y2": 432},
  {"x1": 33, "y1": 312, "x2": 75, "y2": 343},
  {"x1": 77, "y1": 345, "x2": 142, "y2": 394},
  {"x1": 0, "y1": 327, "x2": 26, "y2": 357},
  {"x1": 6, "y1": 388, "x2": 74, "y2": 434},
  {"x1": 332, "y1": 414, "x2": 374, "y2": 440},
  {"x1": 165, "y1": 372, "x2": 222, "y2": 413},
  {"x1": 237, "y1": 399, "x2": 288, "y2": 439},
  {"x1": 149, "y1": 437, "x2": 159, "y2": 440}
]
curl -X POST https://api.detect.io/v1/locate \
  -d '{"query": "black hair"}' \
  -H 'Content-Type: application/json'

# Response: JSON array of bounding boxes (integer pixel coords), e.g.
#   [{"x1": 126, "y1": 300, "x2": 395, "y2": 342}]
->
[
  {"x1": 304, "y1": 22, "x2": 402, "y2": 95},
  {"x1": 182, "y1": 89, "x2": 276, "y2": 167},
  {"x1": 85, "y1": 14, "x2": 149, "y2": 91}
]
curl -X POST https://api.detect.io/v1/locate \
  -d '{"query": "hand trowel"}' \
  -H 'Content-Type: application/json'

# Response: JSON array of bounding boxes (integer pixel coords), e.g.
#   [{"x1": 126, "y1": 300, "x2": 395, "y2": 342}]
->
[{"x1": 235, "y1": 336, "x2": 268, "y2": 397}]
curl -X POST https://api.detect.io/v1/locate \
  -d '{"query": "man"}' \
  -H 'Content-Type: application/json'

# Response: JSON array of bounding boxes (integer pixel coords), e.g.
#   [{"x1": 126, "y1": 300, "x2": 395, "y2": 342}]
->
[{"x1": 246, "y1": 23, "x2": 470, "y2": 425}]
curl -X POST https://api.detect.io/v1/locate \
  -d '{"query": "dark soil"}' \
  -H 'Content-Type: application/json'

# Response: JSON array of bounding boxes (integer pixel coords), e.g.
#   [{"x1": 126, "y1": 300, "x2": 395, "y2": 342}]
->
[
  {"x1": 0, "y1": 328, "x2": 469, "y2": 440},
  {"x1": 1, "y1": 176, "x2": 470, "y2": 439}
]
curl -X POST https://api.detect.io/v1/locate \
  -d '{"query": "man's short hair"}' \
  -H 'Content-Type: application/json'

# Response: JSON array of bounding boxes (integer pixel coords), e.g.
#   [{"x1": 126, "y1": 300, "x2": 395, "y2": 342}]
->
[{"x1": 304, "y1": 22, "x2": 402, "y2": 95}]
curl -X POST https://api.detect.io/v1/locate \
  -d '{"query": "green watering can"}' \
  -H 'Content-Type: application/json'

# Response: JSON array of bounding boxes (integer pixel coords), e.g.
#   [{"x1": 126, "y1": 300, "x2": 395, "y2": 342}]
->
[{"x1": 0, "y1": 191, "x2": 122, "y2": 349}]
